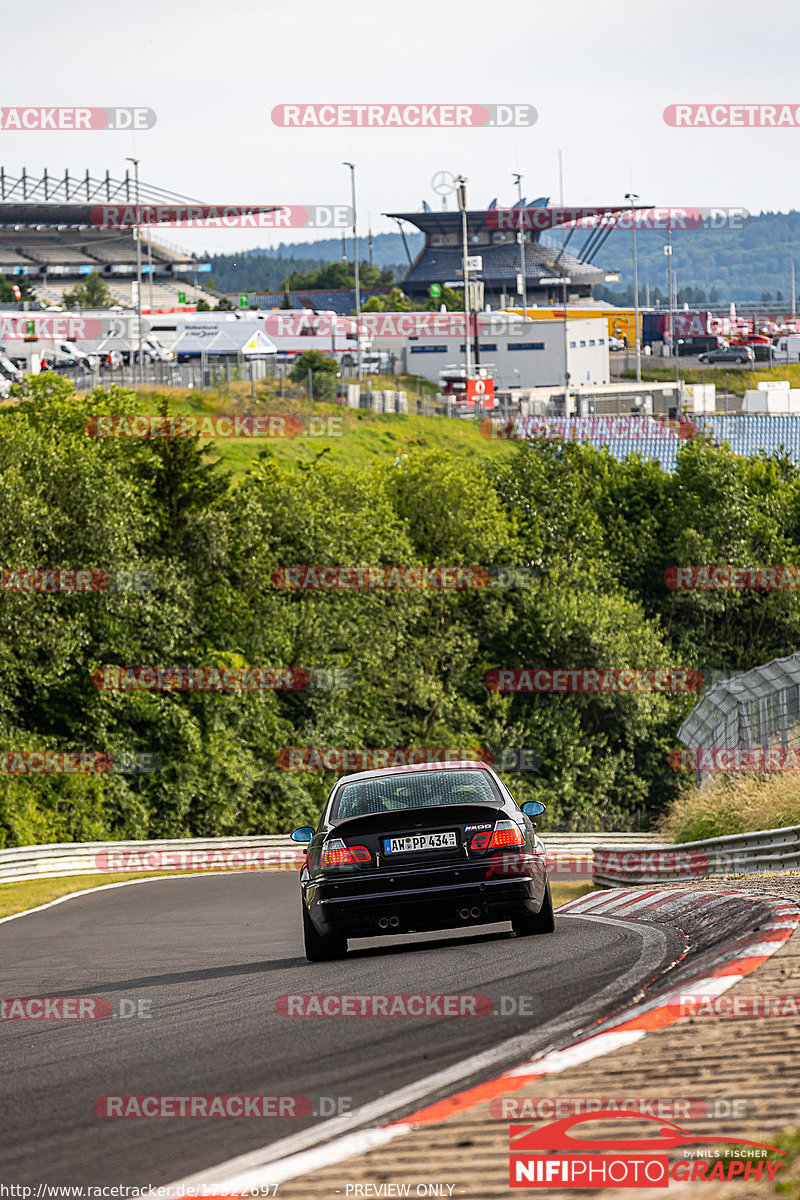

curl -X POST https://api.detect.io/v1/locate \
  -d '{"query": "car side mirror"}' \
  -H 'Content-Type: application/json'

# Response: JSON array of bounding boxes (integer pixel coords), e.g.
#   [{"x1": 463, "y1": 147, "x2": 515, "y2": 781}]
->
[
  {"x1": 522, "y1": 801, "x2": 546, "y2": 818},
  {"x1": 291, "y1": 826, "x2": 315, "y2": 843}
]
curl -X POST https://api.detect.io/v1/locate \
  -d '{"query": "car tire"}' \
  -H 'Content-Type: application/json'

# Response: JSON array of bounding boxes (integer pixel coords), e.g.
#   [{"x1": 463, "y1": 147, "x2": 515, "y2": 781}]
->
[
  {"x1": 512, "y1": 882, "x2": 555, "y2": 936},
  {"x1": 302, "y1": 901, "x2": 347, "y2": 961}
]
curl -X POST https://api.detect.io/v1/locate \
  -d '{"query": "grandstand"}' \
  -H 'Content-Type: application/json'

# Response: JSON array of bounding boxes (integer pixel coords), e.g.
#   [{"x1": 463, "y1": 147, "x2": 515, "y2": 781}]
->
[
  {"x1": 386, "y1": 200, "x2": 622, "y2": 307},
  {"x1": 0, "y1": 168, "x2": 217, "y2": 310}
]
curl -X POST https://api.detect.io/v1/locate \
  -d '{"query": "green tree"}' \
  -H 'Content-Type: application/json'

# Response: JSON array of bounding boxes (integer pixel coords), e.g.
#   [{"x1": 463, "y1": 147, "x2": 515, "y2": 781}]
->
[
  {"x1": 280, "y1": 260, "x2": 394, "y2": 292},
  {"x1": 290, "y1": 350, "x2": 339, "y2": 399},
  {"x1": 362, "y1": 287, "x2": 411, "y2": 312},
  {"x1": 62, "y1": 271, "x2": 112, "y2": 309},
  {"x1": 0, "y1": 272, "x2": 35, "y2": 302}
]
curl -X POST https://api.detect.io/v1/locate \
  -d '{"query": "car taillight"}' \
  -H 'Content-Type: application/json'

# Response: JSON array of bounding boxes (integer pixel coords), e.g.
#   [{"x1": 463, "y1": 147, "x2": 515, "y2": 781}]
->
[
  {"x1": 321, "y1": 839, "x2": 371, "y2": 868},
  {"x1": 470, "y1": 821, "x2": 524, "y2": 851}
]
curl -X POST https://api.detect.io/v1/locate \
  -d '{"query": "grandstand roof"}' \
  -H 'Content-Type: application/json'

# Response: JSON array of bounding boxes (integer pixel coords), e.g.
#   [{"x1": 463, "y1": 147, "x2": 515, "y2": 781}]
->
[{"x1": 0, "y1": 168, "x2": 203, "y2": 228}]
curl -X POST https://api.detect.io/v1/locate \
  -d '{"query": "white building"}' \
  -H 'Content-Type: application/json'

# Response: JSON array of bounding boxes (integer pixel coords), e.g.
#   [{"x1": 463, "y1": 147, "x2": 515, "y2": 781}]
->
[{"x1": 368, "y1": 314, "x2": 609, "y2": 390}]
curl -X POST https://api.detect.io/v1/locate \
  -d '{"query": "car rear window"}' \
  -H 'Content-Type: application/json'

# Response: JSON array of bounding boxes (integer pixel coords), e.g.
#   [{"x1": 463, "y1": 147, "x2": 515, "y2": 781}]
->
[{"x1": 332, "y1": 770, "x2": 499, "y2": 820}]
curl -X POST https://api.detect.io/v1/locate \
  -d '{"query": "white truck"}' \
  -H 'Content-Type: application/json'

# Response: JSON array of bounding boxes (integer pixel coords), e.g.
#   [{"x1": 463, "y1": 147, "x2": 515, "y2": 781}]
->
[
  {"x1": 145, "y1": 310, "x2": 368, "y2": 363},
  {"x1": 772, "y1": 335, "x2": 800, "y2": 363},
  {"x1": 0, "y1": 311, "x2": 130, "y2": 371}
]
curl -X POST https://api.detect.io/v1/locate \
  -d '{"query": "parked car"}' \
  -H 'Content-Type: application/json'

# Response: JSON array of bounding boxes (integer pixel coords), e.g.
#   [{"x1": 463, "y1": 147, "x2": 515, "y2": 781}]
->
[
  {"x1": 730, "y1": 338, "x2": 775, "y2": 362},
  {"x1": 698, "y1": 345, "x2": 755, "y2": 365},
  {"x1": 734, "y1": 335, "x2": 772, "y2": 345},
  {"x1": 608, "y1": 335, "x2": 625, "y2": 351},
  {"x1": 675, "y1": 336, "x2": 729, "y2": 356},
  {"x1": 39, "y1": 351, "x2": 90, "y2": 373},
  {"x1": 99, "y1": 350, "x2": 125, "y2": 370},
  {"x1": 39, "y1": 342, "x2": 99, "y2": 372}
]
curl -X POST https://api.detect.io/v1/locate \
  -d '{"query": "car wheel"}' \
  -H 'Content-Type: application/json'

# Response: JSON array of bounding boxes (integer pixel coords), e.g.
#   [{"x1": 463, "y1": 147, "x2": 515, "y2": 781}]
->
[
  {"x1": 512, "y1": 882, "x2": 555, "y2": 936},
  {"x1": 302, "y1": 901, "x2": 347, "y2": 961}
]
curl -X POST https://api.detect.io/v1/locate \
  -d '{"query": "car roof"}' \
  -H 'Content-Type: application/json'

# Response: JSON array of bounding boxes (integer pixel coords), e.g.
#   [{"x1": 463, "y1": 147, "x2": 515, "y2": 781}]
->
[{"x1": 332, "y1": 760, "x2": 498, "y2": 785}]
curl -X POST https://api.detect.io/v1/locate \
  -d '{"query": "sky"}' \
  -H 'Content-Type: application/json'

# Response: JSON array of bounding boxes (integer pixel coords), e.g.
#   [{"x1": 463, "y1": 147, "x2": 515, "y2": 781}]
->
[{"x1": 2, "y1": 0, "x2": 797, "y2": 257}]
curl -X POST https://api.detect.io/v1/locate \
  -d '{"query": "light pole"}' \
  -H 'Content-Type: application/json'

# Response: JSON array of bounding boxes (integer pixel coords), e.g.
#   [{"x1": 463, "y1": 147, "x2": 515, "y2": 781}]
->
[
  {"x1": 665, "y1": 219, "x2": 673, "y2": 359},
  {"x1": 456, "y1": 176, "x2": 472, "y2": 386},
  {"x1": 625, "y1": 192, "x2": 641, "y2": 382},
  {"x1": 512, "y1": 172, "x2": 527, "y2": 314},
  {"x1": 343, "y1": 163, "x2": 362, "y2": 382},
  {"x1": 126, "y1": 157, "x2": 144, "y2": 383}
]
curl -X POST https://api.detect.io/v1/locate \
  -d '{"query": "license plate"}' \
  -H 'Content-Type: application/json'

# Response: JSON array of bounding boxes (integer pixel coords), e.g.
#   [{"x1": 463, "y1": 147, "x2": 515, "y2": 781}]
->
[{"x1": 382, "y1": 831, "x2": 457, "y2": 854}]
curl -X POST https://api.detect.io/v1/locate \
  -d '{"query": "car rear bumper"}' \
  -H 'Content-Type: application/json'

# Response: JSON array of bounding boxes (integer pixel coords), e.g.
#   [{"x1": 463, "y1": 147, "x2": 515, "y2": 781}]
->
[{"x1": 303, "y1": 859, "x2": 549, "y2": 938}]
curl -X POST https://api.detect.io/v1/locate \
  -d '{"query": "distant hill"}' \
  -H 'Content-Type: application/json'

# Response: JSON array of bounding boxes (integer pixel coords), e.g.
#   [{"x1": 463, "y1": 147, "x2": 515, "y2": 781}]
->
[
  {"x1": 578, "y1": 210, "x2": 800, "y2": 304},
  {"x1": 206, "y1": 233, "x2": 420, "y2": 294},
  {"x1": 207, "y1": 213, "x2": 800, "y2": 304}
]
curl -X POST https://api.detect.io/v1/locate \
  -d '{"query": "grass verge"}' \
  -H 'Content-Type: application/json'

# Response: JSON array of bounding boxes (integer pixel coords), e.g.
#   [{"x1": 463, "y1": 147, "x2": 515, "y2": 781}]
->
[
  {"x1": 110, "y1": 384, "x2": 516, "y2": 478},
  {"x1": 630, "y1": 362, "x2": 800, "y2": 399},
  {"x1": 659, "y1": 771, "x2": 800, "y2": 842}
]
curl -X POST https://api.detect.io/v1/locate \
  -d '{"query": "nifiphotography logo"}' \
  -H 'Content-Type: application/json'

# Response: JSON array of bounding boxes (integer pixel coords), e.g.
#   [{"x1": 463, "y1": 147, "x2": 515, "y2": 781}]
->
[{"x1": 508, "y1": 1111, "x2": 784, "y2": 1188}]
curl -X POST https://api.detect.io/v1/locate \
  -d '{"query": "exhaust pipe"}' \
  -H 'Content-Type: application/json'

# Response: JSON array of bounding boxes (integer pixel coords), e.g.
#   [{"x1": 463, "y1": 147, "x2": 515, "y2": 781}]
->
[
  {"x1": 389, "y1": 915, "x2": 400, "y2": 928},
  {"x1": 458, "y1": 907, "x2": 471, "y2": 920},
  {"x1": 470, "y1": 906, "x2": 481, "y2": 919},
  {"x1": 378, "y1": 916, "x2": 390, "y2": 929}
]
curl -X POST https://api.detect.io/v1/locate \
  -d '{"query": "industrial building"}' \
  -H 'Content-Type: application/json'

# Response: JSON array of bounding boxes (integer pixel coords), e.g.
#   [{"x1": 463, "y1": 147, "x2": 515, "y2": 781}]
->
[{"x1": 368, "y1": 313, "x2": 610, "y2": 391}]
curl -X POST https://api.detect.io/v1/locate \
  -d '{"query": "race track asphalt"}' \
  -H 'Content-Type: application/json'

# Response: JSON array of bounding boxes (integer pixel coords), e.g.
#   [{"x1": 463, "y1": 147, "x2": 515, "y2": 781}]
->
[{"x1": 0, "y1": 873, "x2": 683, "y2": 1186}]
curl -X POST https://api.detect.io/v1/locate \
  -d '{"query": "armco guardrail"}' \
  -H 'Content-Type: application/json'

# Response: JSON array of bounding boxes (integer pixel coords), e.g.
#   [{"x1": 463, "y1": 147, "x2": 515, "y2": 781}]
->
[
  {"x1": 0, "y1": 831, "x2": 660, "y2": 886},
  {"x1": 593, "y1": 824, "x2": 800, "y2": 887},
  {"x1": 0, "y1": 835, "x2": 301, "y2": 885}
]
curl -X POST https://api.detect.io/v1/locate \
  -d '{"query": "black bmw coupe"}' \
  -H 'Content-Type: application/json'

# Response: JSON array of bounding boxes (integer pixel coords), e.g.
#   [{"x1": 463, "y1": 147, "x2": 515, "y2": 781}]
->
[{"x1": 292, "y1": 760, "x2": 554, "y2": 961}]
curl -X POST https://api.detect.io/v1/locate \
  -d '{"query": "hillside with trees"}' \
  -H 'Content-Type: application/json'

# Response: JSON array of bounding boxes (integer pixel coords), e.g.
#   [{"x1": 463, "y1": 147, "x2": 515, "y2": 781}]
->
[
  {"x1": 4, "y1": 376, "x2": 800, "y2": 844},
  {"x1": 207, "y1": 213, "x2": 800, "y2": 305}
]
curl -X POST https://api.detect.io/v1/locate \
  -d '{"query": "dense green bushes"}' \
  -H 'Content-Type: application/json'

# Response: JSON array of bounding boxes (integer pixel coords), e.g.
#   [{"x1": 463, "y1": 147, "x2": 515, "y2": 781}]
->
[{"x1": 3, "y1": 376, "x2": 800, "y2": 844}]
